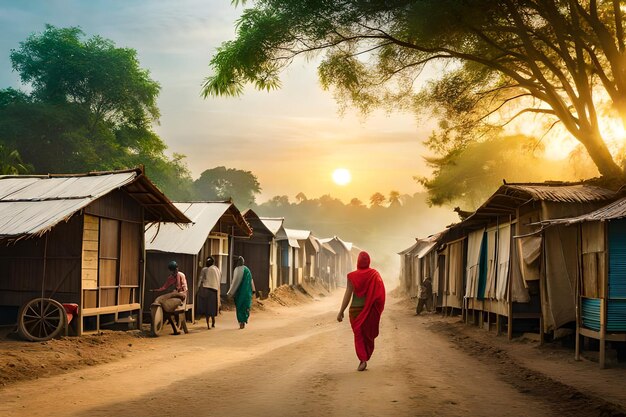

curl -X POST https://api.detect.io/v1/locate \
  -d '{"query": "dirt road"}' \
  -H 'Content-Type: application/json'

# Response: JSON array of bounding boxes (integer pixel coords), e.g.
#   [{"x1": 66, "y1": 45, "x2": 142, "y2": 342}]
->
[{"x1": 0, "y1": 292, "x2": 624, "y2": 417}]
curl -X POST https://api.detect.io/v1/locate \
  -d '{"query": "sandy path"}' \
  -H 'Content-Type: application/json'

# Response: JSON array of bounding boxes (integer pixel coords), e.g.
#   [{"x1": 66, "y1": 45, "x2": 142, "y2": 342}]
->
[{"x1": 0, "y1": 293, "x2": 564, "y2": 417}]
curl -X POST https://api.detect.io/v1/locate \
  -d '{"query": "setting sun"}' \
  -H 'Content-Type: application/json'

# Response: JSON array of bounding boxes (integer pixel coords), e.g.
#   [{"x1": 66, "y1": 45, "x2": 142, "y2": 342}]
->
[{"x1": 332, "y1": 168, "x2": 352, "y2": 186}]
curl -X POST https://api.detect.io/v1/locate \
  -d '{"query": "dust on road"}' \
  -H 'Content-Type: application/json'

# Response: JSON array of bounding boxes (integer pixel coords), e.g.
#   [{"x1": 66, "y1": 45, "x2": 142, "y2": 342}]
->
[{"x1": 0, "y1": 291, "x2": 624, "y2": 417}]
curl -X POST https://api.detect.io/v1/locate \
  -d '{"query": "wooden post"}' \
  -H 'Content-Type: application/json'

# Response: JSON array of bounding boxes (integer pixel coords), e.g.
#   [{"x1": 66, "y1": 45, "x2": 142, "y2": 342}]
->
[
  {"x1": 575, "y1": 223, "x2": 582, "y2": 360},
  {"x1": 139, "y1": 211, "x2": 146, "y2": 330},
  {"x1": 575, "y1": 326, "x2": 581, "y2": 361},
  {"x1": 507, "y1": 214, "x2": 513, "y2": 340},
  {"x1": 462, "y1": 299, "x2": 466, "y2": 322},
  {"x1": 508, "y1": 298, "x2": 514, "y2": 340},
  {"x1": 496, "y1": 314, "x2": 501, "y2": 336},
  {"x1": 462, "y1": 298, "x2": 469, "y2": 325},
  {"x1": 191, "y1": 254, "x2": 197, "y2": 324}
]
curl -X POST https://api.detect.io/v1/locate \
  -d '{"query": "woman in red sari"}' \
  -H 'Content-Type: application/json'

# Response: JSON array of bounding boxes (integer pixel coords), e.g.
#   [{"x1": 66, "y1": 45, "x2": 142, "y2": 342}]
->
[{"x1": 337, "y1": 251, "x2": 386, "y2": 371}]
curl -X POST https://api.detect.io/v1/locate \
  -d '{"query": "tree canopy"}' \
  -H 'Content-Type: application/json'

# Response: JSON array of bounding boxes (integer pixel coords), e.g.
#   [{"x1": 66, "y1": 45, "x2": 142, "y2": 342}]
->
[
  {"x1": 192, "y1": 166, "x2": 262, "y2": 207},
  {"x1": 0, "y1": 25, "x2": 192, "y2": 199},
  {"x1": 418, "y1": 134, "x2": 590, "y2": 209},
  {"x1": 369, "y1": 192, "x2": 386, "y2": 207},
  {"x1": 205, "y1": 0, "x2": 626, "y2": 202}
]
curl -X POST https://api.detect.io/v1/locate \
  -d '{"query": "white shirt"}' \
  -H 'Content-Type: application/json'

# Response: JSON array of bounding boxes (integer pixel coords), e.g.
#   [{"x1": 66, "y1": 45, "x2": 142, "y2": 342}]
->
[{"x1": 198, "y1": 265, "x2": 221, "y2": 291}]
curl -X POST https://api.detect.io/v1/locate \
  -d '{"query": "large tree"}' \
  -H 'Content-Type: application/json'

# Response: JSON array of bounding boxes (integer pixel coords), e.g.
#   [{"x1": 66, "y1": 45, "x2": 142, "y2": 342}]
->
[
  {"x1": 205, "y1": 1, "x2": 626, "y2": 184},
  {"x1": 10, "y1": 25, "x2": 160, "y2": 130},
  {"x1": 0, "y1": 25, "x2": 191, "y2": 198},
  {"x1": 192, "y1": 166, "x2": 262, "y2": 207}
]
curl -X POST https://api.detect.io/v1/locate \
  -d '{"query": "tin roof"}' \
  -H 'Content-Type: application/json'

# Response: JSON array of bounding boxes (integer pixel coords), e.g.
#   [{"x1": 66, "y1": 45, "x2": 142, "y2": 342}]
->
[
  {"x1": 317, "y1": 239, "x2": 336, "y2": 254},
  {"x1": 0, "y1": 168, "x2": 189, "y2": 239},
  {"x1": 503, "y1": 183, "x2": 615, "y2": 203},
  {"x1": 319, "y1": 236, "x2": 352, "y2": 252},
  {"x1": 539, "y1": 196, "x2": 626, "y2": 226},
  {"x1": 445, "y1": 182, "x2": 616, "y2": 234},
  {"x1": 398, "y1": 241, "x2": 420, "y2": 255},
  {"x1": 241, "y1": 209, "x2": 273, "y2": 236},
  {"x1": 282, "y1": 228, "x2": 311, "y2": 241},
  {"x1": 146, "y1": 201, "x2": 252, "y2": 255},
  {"x1": 258, "y1": 217, "x2": 284, "y2": 236}
]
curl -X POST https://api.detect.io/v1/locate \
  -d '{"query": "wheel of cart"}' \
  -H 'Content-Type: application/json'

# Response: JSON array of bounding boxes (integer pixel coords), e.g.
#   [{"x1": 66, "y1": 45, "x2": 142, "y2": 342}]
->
[
  {"x1": 150, "y1": 303, "x2": 164, "y2": 336},
  {"x1": 17, "y1": 298, "x2": 68, "y2": 342},
  {"x1": 150, "y1": 302, "x2": 188, "y2": 336}
]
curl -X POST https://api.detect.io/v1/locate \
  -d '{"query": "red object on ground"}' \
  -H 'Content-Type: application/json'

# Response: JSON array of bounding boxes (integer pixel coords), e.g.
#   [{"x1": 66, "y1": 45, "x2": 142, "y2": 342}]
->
[
  {"x1": 347, "y1": 251, "x2": 386, "y2": 361},
  {"x1": 62, "y1": 303, "x2": 79, "y2": 324}
]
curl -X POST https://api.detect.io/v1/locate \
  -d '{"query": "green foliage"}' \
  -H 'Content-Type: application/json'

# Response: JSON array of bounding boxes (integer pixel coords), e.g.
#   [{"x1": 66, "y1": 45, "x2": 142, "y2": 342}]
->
[
  {"x1": 0, "y1": 145, "x2": 33, "y2": 175},
  {"x1": 10, "y1": 25, "x2": 160, "y2": 128},
  {"x1": 417, "y1": 135, "x2": 584, "y2": 210},
  {"x1": 0, "y1": 25, "x2": 189, "y2": 199},
  {"x1": 208, "y1": 0, "x2": 626, "y2": 194},
  {"x1": 192, "y1": 166, "x2": 261, "y2": 207}
]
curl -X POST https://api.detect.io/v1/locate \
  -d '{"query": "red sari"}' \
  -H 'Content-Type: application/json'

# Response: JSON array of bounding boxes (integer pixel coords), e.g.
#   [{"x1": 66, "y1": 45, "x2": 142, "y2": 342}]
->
[{"x1": 347, "y1": 251, "x2": 386, "y2": 361}]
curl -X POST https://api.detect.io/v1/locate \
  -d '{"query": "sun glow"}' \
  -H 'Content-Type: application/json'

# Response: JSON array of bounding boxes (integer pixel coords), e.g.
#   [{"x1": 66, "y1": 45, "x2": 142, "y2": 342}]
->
[{"x1": 332, "y1": 168, "x2": 352, "y2": 186}]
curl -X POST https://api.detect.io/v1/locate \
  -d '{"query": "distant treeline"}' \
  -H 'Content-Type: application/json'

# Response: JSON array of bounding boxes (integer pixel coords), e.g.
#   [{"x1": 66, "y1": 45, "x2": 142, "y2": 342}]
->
[{"x1": 253, "y1": 192, "x2": 458, "y2": 281}]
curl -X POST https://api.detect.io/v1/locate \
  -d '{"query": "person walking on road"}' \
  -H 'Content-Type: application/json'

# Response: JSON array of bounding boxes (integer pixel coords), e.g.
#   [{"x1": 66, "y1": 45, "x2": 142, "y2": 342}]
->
[
  {"x1": 197, "y1": 256, "x2": 221, "y2": 329},
  {"x1": 337, "y1": 251, "x2": 386, "y2": 371},
  {"x1": 415, "y1": 277, "x2": 433, "y2": 315},
  {"x1": 227, "y1": 256, "x2": 256, "y2": 329}
]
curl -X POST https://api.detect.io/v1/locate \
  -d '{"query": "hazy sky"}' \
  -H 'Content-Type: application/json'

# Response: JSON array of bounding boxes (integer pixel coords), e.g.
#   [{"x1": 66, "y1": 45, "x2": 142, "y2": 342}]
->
[{"x1": 0, "y1": 0, "x2": 434, "y2": 203}]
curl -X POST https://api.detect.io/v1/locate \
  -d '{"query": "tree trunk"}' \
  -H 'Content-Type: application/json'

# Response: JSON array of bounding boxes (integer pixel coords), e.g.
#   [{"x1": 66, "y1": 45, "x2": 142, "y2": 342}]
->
[{"x1": 581, "y1": 129, "x2": 624, "y2": 178}]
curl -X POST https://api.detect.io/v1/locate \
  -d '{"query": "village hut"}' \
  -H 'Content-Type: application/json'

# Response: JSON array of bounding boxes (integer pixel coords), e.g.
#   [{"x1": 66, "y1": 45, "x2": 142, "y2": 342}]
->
[
  {"x1": 0, "y1": 168, "x2": 189, "y2": 340},
  {"x1": 235, "y1": 209, "x2": 277, "y2": 298},
  {"x1": 398, "y1": 240, "x2": 420, "y2": 296},
  {"x1": 315, "y1": 238, "x2": 337, "y2": 290},
  {"x1": 144, "y1": 201, "x2": 252, "y2": 321},
  {"x1": 350, "y1": 244, "x2": 362, "y2": 265},
  {"x1": 275, "y1": 226, "x2": 298, "y2": 286},
  {"x1": 319, "y1": 237, "x2": 353, "y2": 287},
  {"x1": 258, "y1": 217, "x2": 285, "y2": 291},
  {"x1": 537, "y1": 196, "x2": 626, "y2": 368},
  {"x1": 276, "y1": 228, "x2": 318, "y2": 286},
  {"x1": 440, "y1": 181, "x2": 615, "y2": 340},
  {"x1": 398, "y1": 236, "x2": 441, "y2": 299}
]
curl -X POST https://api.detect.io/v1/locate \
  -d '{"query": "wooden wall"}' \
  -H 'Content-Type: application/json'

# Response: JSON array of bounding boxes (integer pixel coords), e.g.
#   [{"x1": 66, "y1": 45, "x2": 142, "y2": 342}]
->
[
  {"x1": 0, "y1": 188, "x2": 146, "y2": 326},
  {"x1": 235, "y1": 239, "x2": 271, "y2": 295},
  {"x1": 144, "y1": 251, "x2": 195, "y2": 316},
  {"x1": 0, "y1": 214, "x2": 83, "y2": 323}
]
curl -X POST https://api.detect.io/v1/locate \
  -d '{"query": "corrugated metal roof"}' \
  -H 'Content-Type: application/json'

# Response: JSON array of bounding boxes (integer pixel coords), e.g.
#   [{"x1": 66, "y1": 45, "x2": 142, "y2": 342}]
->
[
  {"x1": 416, "y1": 241, "x2": 438, "y2": 259},
  {"x1": 398, "y1": 241, "x2": 420, "y2": 255},
  {"x1": 540, "y1": 197, "x2": 626, "y2": 226},
  {"x1": 276, "y1": 231, "x2": 299, "y2": 248},
  {"x1": 504, "y1": 183, "x2": 615, "y2": 203},
  {"x1": 319, "y1": 236, "x2": 352, "y2": 252},
  {"x1": 444, "y1": 183, "x2": 616, "y2": 237},
  {"x1": 146, "y1": 202, "x2": 232, "y2": 254},
  {"x1": 321, "y1": 242, "x2": 336, "y2": 254},
  {"x1": 258, "y1": 217, "x2": 284, "y2": 236},
  {"x1": 0, "y1": 171, "x2": 182, "y2": 239},
  {"x1": 283, "y1": 228, "x2": 311, "y2": 241}
]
